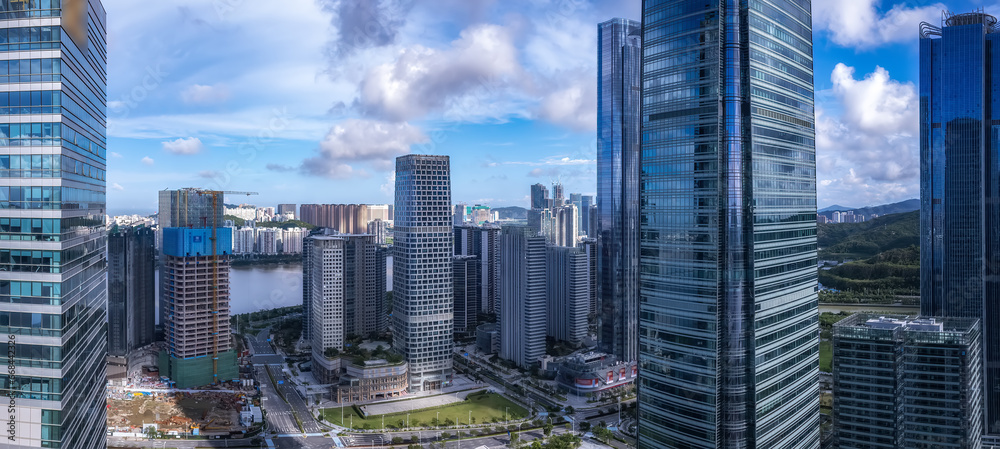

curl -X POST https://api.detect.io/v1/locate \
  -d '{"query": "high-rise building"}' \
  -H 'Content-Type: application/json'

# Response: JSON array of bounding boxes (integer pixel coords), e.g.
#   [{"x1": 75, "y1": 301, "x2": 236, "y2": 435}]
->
[
  {"x1": 108, "y1": 226, "x2": 156, "y2": 357},
  {"x1": 454, "y1": 224, "x2": 501, "y2": 314},
  {"x1": 531, "y1": 183, "x2": 549, "y2": 210},
  {"x1": 552, "y1": 183, "x2": 565, "y2": 207},
  {"x1": 306, "y1": 231, "x2": 388, "y2": 383},
  {"x1": 453, "y1": 255, "x2": 481, "y2": 338},
  {"x1": 454, "y1": 203, "x2": 468, "y2": 225},
  {"x1": 569, "y1": 193, "x2": 583, "y2": 236},
  {"x1": 366, "y1": 204, "x2": 391, "y2": 223},
  {"x1": 300, "y1": 204, "x2": 369, "y2": 233},
  {"x1": 277, "y1": 203, "x2": 297, "y2": 219},
  {"x1": 255, "y1": 227, "x2": 279, "y2": 255},
  {"x1": 368, "y1": 218, "x2": 390, "y2": 245},
  {"x1": 554, "y1": 204, "x2": 579, "y2": 247},
  {"x1": 0, "y1": 3, "x2": 109, "y2": 445},
  {"x1": 546, "y1": 246, "x2": 589, "y2": 347},
  {"x1": 161, "y1": 226, "x2": 238, "y2": 388},
  {"x1": 499, "y1": 225, "x2": 547, "y2": 369},
  {"x1": 581, "y1": 195, "x2": 594, "y2": 236},
  {"x1": 597, "y1": 18, "x2": 641, "y2": 363},
  {"x1": 834, "y1": 314, "x2": 983, "y2": 448},
  {"x1": 637, "y1": 1, "x2": 820, "y2": 447},
  {"x1": 920, "y1": 13, "x2": 1000, "y2": 439},
  {"x1": 393, "y1": 155, "x2": 454, "y2": 391},
  {"x1": 581, "y1": 238, "x2": 598, "y2": 315}
]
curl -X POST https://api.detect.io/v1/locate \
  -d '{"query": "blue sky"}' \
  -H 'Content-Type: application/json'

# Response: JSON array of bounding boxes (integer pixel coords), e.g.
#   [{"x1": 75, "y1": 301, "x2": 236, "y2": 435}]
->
[{"x1": 104, "y1": 0, "x2": 996, "y2": 215}]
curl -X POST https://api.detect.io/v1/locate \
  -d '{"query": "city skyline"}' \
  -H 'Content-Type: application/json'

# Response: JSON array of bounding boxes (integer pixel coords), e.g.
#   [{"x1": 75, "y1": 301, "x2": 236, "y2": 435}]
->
[{"x1": 99, "y1": 0, "x2": 986, "y2": 215}]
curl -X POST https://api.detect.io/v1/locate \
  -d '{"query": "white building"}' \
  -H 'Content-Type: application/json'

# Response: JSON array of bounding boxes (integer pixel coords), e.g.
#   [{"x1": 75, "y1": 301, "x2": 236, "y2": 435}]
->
[
  {"x1": 255, "y1": 228, "x2": 279, "y2": 255},
  {"x1": 499, "y1": 225, "x2": 547, "y2": 369}
]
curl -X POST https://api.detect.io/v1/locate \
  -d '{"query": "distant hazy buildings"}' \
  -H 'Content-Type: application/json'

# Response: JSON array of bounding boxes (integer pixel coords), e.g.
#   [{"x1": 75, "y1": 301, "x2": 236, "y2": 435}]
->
[
  {"x1": 300, "y1": 204, "x2": 369, "y2": 233},
  {"x1": 637, "y1": 1, "x2": 820, "y2": 447},
  {"x1": 920, "y1": 12, "x2": 1000, "y2": 438},
  {"x1": 108, "y1": 226, "x2": 156, "y2": 357},
  {"x1": 277, "y1": 203, "x2": 297, "y2": 219},
  {"x1": 306, "y1": 231, "x2": 388, "y2": 383},
  {"x1": 452, "y1": 255, "x2": 481, "y2": 339},
  {"x1": 546, "y1": 246, "x2": 589, "y2": 347},
  {"x1": 499, "y1": 225, "x2": 547, "y2": 369},
  {"x1": 393, "y1": 155, "x2": 454, "y2": 391},
  {"x1": 531, "y1": 183, "x2": 549, "y2": 210},
  {"x1": 597, "y1": 18, "x2": 641, "y2": 363},
  {"x1": 834, "y1": 314, "x2": 983, "y2": 448},
  {"x1": 367, "y1": 218, "x2": 390, "y2": 245}
]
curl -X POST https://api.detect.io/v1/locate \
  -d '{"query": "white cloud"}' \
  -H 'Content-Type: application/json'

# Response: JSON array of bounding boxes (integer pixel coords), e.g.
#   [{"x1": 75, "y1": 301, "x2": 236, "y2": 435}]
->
[
  {"x1": 110, "y1": 151, "x2": 123, "y2": 158},
  {"x1": 111, "y1": 183, "x2": 125, "y2": 191},
  {"x1": 301, "y1": 119, "x2": 427, "y2": 179},
  {"x1": 181, "y1": 84, "x2": 231, "y2": 104},
  {"x1": 537, "y1": 76, "x2": 596, "y2": 132},
  {"x1": 141, "y1": 156, "x2": 155, "y2": 165},
  {"x1": 358, "y1": 24, "x2": 523, "y2": 122},
  {"x1": 814, "y1": 0, "x2": 945, "y2": 48},
  {"x1": 380, "y1": 171, "x2": 396, "y2": 197},
  {"x1": 162, "y1": 137, "x2": 204, "y2": 155},
  {"x1": 817, "y1": 63, "x2": 920, "y2": 206}
]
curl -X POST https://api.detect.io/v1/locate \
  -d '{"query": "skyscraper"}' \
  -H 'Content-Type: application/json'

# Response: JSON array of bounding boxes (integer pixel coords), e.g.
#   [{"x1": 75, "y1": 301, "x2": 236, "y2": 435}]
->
[
  {"x1": 393, "y1": 155, "x2": 454, "y2": 391},
  {"x1": 499, "y1": 225, "x2": 547, "y2": 369},
  {"x1": 306, "y1": 231, "x2": 388, "y2": 383},
  {"x1": 597, "y1": 18, "x2": 641, "y2": 363},
  {"x1": 108, "y1": 226, "x2": 156, "y2": 357},
  {"x1": 546, "y1": 246, "x2": 589, "y2": 347},
  {"x1": 833, "y1": 314, "x2": 983, "y2": 449},
  {"x1": 454, "y1": 224, "x2": 501, "y2": 314},
  {"x1": 530, "y1": 183, "x2": 549, "y2": 210},
  {"x1": 452, "y1": 255, "x2": 481, "y2": 338},
  {"x1": 920, "y1": 12, "x2": 1000, "y2": 438},
  {"x1": 581, "y1": 195, "x2": 594, "y2": 236},
  {"x1": 0, "y1": 1, "x2": 108, "y2": 447},
  {"x1": 637, "y1": 1, "x2": 820, "y2": 447},
  {"x1": 552, "y1": 182, "x2": 565, "y2": 207}
]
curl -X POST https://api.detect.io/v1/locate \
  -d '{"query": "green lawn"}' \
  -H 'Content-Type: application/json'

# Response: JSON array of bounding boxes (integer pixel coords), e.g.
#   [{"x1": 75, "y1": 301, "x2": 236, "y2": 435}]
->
[
  {"x1": 321, "y1": 392, "x2": 527, "y2": 430},
  {"x1": 820, "y1": 340, "x2": 832, "y2": 373}
]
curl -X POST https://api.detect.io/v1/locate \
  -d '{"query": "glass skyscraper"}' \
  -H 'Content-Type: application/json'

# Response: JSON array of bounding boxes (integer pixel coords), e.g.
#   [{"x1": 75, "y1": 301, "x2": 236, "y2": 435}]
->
[
  {"x1": 637, "y1": 1, "x2": 819, "y2": 448},
  {"x1": 0, "y1": 0, "x2": 108, "y2": 447},
  {"x1": 393, "y1": 154, "x2": 454, "y2": 391},
  {"x1": 597, "y1": 18, "x2": 641, "y2": 363},
  {"x1": 920, "y1": 12, "x2": 1000, "y2": 439}
]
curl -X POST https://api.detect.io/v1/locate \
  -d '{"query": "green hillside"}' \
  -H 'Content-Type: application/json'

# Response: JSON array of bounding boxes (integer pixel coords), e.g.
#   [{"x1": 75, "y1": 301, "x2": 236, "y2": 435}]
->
[
  {"x1": 817, "y1": 211, "x2": 920, "y2": 300},
  {"x1": 818, "y1": 211, "x2": 918, "y2": 260}
]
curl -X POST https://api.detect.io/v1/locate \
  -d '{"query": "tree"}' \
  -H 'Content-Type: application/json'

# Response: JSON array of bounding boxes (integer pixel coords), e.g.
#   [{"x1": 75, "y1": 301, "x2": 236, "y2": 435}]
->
[
  {"x1": 578, "y1": 421, "x2": 591, "y2": 431},
  {"x1": 392, "y1": 437, "x2": 404, "y2": 444},
  {"x1": 410, "y1": 435, "x2": 419, "y2": 444},
  {"x1": 543, "y1": 423, "x2": 554, "y2": 436},
  {"x1": 510, "y1": 432, "x2": 521, "y2": 448},
  {"x1": 324, "y1": 347, "x2": 340, "y2": 358},
  {"x1": 441, "y1": 432, "x2": 452, "y2": 439},
  {"x1": 144, "y1": 426, "x2": 157, "y2": 440},
  {"x1": 593, "y1": 425, "x2": 613, "y2": 444},
  {"x1": 564, "y1": 406, "x2": 575, "y2": 415}
]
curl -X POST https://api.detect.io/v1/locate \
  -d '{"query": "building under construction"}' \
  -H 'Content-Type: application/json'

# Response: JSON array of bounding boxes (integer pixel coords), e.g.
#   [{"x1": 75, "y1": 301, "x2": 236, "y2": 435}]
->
[{"x1": 158, "y1": 189, "x2": 241, "y2": 388}]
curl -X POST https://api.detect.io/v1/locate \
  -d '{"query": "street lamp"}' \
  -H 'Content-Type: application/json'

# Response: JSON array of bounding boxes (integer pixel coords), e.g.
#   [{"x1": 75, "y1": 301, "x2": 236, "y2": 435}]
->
[{"x1": 407, "y1": 413, "x2": 410, "y2": 428}]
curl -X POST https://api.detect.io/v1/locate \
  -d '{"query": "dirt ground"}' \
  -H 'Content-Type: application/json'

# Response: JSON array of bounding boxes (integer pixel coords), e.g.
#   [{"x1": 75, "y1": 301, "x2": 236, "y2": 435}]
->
[{"x1": 107, "y1": 392, "x2": 244, "y2": 434}]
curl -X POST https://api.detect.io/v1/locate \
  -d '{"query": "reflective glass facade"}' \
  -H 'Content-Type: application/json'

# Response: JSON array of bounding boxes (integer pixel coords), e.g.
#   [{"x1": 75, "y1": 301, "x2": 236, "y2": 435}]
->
[
  {"x1": 393, "y1": 155, "x2": 454, "y2": 391},
  {"x1": 920, "y1": 12, "x2": 1000, "y2": 437},
  {"x1": 0, "y1": 0, "x2": 108, "y2": 447},
  {"x1": 598, "y1": 18, "x2": 641, "y2": 363},
  {"x1": 638, "y1": 0, "x2": 819, "y2": 447}
]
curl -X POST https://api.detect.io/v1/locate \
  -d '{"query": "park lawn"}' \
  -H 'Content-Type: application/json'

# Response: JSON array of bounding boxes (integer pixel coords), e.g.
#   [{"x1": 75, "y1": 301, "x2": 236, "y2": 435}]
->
[
  {"x1": 322, "y1": 392, "x2": 527, "y2": 430},
  {"x1": 820, "y1": 340, "x2": 832, "y2": 373}
]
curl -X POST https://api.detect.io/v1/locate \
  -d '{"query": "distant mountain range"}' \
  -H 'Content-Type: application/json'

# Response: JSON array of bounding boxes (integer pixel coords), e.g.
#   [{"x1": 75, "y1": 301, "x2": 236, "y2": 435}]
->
[{"x1": 818, "y1": 199, "x2": 919, "y2": 218}]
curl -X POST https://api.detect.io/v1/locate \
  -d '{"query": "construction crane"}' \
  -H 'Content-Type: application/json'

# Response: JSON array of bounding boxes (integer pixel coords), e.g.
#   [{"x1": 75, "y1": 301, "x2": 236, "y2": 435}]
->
[{"x1": 187, "y1": 189, "x2": 258, "y2": 384}]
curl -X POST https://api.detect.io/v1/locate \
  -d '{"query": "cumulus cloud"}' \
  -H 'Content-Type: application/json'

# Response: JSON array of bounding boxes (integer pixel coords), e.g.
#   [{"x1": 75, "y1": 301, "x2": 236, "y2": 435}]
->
[
  {"x1": 162, "y1": 137, "x2": 204, "y2": 155},
  {"x1": 181, "y1": 84, "x2": 231, "y2": 104},
  {"x1": 301, "y1": 119, "x2": 427, "y2": 179},
  {"x1": 380, "y1": 171, "x2": 396, "y2": 197},
  {"x1": 141, "y1": 156, "x2": 155, "y2": 166},
  {"x1": 814, "y1": 0, "x2": 945, "y2": 48},
  {"x1": 537, "y1": 76, "x2": 597, "y2": 132},
  {"x1": 322, "y1": 0, "x2": 410, "y2": 56},
  {"x1": 358, "y1": 24, "x2": 522, "y2": 121},
  {"x1": 817, "y1": 64, "x2": 920, "y2": 205}
]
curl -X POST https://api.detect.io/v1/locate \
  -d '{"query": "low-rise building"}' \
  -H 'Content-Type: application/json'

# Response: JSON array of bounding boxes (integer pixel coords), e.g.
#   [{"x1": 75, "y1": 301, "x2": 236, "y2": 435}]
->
[
  {"x1": 335, "y1": 358, "x2": 409, "y2": 403},
  {"x1": 552, "y1": 352, "x2": 636, "y2": 398}
]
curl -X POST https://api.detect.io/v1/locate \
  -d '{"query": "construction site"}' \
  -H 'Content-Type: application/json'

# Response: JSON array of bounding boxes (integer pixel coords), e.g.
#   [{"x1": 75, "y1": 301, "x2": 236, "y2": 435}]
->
[{"x1": 106, "y1": 390, "x2": 256, "y2": 436}]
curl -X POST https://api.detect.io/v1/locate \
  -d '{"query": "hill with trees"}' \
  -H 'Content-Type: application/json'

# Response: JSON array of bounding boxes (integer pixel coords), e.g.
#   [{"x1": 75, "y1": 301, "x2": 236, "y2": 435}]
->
[{"x1": 817, "y1": 211, "x2": 920, "y2": 300}]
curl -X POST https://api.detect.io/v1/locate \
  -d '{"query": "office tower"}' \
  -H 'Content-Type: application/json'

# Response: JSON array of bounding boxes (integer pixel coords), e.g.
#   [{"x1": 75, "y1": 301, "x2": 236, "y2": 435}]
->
[
  {"x1": 499, "y1": 225, "x2": 547, "y2": 368},
  {"x1": 454, "y1": 203, "x2": 467, "y2": 225},
  {"x1": 546, "y1": 246, "x2": 589, "y2": 347},
  {"x1": 453, "y1": 255, "x2": 481, "y2": 338},
  {"x1": 306, "y1": 231, "x2": 388, "y2": 382},
  {"x1": 454, "y1": 224, "x2": 501, "y2": 314},
  {"x1": 531, "y1": 183, "x2": 549, "y2": 210},
  {"x1": 393, "y1": 155, "x2": 454, "y2": 391},
  {"x1": 581, "y1": 195, "x2": 594, "y2": 236},
  {"x1": 570, "y1": 193, "x2": 583, "y2": 236},
  {"x1": 637, "y1": 1, "x2": 820, "y2": 447},
  {"x1": 920, "y1": 13, "x2": 1000, "y2": 438},
  {"x1": 555, "y1": 204, "x2": 579, "y2": 247},
  {"x1": 552, "y1": 182, "x2": 565, "y2": 206},
  {"x1": 598, "y1": 18, "x2": 641, "y2": 363},
  {"x1": 300, "y1": 204, "x2": 369, "y2": 233},
  {"x1": 277, "y1": 203, "x2": 297, "y2": 219},
  {"x1": 108, "y1": 226, "x2": 156, "y2": 357},
  {"x1": 834, "y1": 314, "x2": 983, "y2": 448},
  {"x1": 0, "y1": 3, "x2": 108, "y2": 446},
  {"x1": 581, "y1": 238, "x2": 598, "y2": 315}
]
